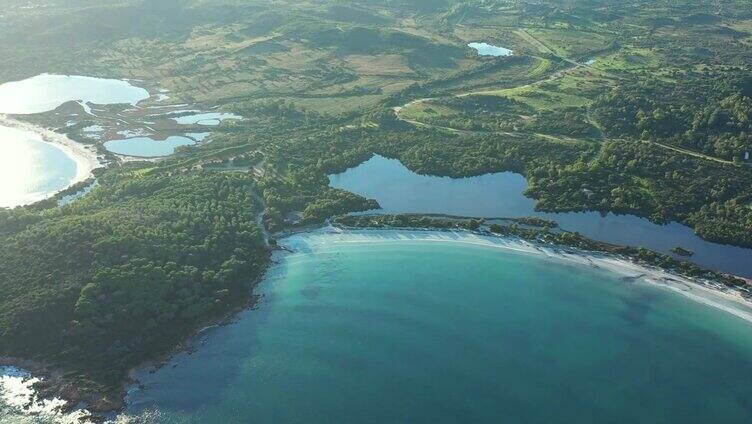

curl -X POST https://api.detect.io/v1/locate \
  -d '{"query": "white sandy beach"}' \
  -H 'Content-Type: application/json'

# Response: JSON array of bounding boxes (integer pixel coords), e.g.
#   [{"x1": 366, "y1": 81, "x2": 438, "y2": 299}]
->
[
  {"x1": 0, "y1": 114, "x2": 102, "y2": 194},
  {"x1": 284, "y1": 226, "x2": 752, "y2": 325}
]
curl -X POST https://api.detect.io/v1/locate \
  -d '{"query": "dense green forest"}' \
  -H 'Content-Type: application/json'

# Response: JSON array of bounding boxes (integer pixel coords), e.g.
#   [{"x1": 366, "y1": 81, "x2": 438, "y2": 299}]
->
[
  {"x1": 0, "y1": 172, "x2": 269, "y2": 396},
  {"x1": 2, "y1": 0, "x2": 752, "y2": 406}
]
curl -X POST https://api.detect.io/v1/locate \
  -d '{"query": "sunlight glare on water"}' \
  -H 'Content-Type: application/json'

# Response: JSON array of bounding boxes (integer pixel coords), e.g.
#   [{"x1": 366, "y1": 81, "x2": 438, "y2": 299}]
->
[
  {"x1": 0, "y1": 74, "x2": 149, "y2": 115},
  {"x1": 0, "y1": 126, "x2": 77, "y2": 208}
]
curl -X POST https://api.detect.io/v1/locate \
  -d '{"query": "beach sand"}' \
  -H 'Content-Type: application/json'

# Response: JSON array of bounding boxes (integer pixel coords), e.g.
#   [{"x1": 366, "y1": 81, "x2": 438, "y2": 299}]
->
[{"x1": 286, "y1": 226, "x2": 752, "y2": 325}]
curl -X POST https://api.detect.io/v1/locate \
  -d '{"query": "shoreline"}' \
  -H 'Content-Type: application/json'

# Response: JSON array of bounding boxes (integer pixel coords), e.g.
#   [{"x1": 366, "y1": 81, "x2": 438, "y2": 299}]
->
[
  {"x1": 1, "y1": 266, "x2": 271, "y2": 422},
  {"x1": 0, "y1": 360, "x2": 97, "y2": 422},
  {"x1": 0, "y1": 297, "x2": 266, "y2": 423},
  {"x1": 4, "y1": 225, "x2": 752, "y2": 422},
  {"x1": 299, "y1": 226, "x2": 752, "y2": 325},
  {"x1": 0, "y1": 114, "x2": 103, "y2": 204}
]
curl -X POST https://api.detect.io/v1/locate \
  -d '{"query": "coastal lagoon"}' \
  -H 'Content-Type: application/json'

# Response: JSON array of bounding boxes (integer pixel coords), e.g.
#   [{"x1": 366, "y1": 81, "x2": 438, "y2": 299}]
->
[
  {"x1": 0, "y1": 74, "x2": 149, "y2": 115},
  {"x1": 120, "y1": 230, "x2": 752, "y2": 423},
  {"x1": 0, "y1": 126, "x2": 77, "y2": 208},
  {"x1": 468, "y1": 42, "x2": 513, "y2": 57},
  {"x1": 0, "y1": 73, "x2": 151, "y2": 205},
  {"x1": 172, "y1": 112, "x2": 242, "y2": 126},
  {"x1": 329, "y1": 155, "x2": 752, "y2": 277},
  {"x1": 104, "y1": 136, "x2": 196, "y2": 157}
]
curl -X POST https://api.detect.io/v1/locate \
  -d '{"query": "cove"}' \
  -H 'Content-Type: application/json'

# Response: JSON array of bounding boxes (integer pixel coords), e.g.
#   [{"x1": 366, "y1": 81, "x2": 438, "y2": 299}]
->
[
  {"x1": 121, "y1": 229, "x2": 752, "y2": 423},
  {"x1": 0, "y1": 125, "x2": 77, "y2": 208},
  {"x1": 0, "y1": 74, "x2": 149, "y2": 115},
  {"x1": 328, "y1": 155, "x2": 752, "y2": 277},
  {"x1": 104, "y1": 136, "x2": 196, "y2": 157}
]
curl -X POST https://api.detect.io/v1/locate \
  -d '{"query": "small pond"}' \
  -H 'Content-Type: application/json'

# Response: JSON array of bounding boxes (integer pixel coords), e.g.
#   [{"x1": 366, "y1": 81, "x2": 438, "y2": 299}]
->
[
  {"x1": 186, "y1": 132, "x2": 211, "y2": 142},
  {"x1": 468, "y1": 42, "x2": 513, "y2": 57},
  {"x1": 104, "y1": 136, "x2": 196, "y2": 158},
  {"x1": 173, "y1": 112, "x2": 242, "y2": 126}
]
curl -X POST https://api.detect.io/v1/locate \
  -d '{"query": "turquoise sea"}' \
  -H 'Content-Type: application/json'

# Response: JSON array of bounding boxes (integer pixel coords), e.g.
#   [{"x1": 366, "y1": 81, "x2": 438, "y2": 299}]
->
[{"x1": 113, "y1": 230, "x2": 752, "y2": 423}]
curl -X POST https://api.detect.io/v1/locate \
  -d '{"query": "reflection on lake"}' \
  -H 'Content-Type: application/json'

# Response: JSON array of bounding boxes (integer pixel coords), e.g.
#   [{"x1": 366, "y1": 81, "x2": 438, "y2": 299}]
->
[
  {"x1": 173, "y1": 112, "x2": 242, "y2": 126},
  {"x1": 0, "y1": 74, "x2": 150, "y2": 114},
  {"x1": 468, "y1": 42, "x2": 513, "y2": 57},
  {"x1": 0, "y1": 125, "x2": 77, "y2": 208},
  {"x1": 104, "y1": 136, "x2": 196, "y2": 157},
  {"x1": 328, "y1": 155, "x2": 752, "y2": 277}
]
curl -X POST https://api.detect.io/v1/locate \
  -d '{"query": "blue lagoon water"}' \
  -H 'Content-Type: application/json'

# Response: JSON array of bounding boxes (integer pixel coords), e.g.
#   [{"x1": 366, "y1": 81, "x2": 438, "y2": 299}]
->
[
  {"x1": 173, "y1": 112, "x2": 242, "y2": 126},
  {"x1": 0, "y1": 74, "x2": 151, "y2": 206},
  {"x1": 104, "y1": 136, "x2": 196, "y2": 157},
  {"x1": 328, "y1": 155, "x2": 752, "y2": 277},
  {"x1": 185, "y1": 132, "x2": 211, "y2": 142},
  {"x1": 120, "y1": 230, "x2": 752, "y2": 423},
  {"x1": 468, "y1": 42, "x2": 513, "y2": 57},
  {"x1": 0, "y1": 74, "x2": 149, "y2": 115}
]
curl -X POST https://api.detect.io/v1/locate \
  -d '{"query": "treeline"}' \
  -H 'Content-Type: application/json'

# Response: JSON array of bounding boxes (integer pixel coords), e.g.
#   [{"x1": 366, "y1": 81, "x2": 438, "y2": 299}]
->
[
  {"x1": 249, "y1": 105, "x2": 752, "y2": 249},
  {"x1": 258, "y1": 167, "x2": 378, "y2": 231},
  {"x1": 0, "y1": 172, "x2": 269, "y2": 390},
  {"x1": 592, "y1": 73, "x2": 752, "y2": 161},
  {"x1": 525, "y1": 139, "x2": 752, "y2": 246},
  {"x1": 249, "y1": 118, "x2": 589, "y2": 230},
  {"x1": 689, "y1": 199, "x2": 752, "y2": 247},
  {"x1": 229, "y1": 99, "x2": 325, "y2": 125}
]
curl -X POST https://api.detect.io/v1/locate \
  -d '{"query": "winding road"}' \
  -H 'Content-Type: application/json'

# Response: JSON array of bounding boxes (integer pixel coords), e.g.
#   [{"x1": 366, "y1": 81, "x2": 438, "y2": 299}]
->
[{"x1": 249, "y1": 187, "x2": 271, "y2": 247}]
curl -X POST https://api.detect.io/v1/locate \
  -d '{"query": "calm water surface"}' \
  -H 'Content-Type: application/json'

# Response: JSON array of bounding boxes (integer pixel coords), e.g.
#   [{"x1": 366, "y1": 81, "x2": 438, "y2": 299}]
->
[
  {"x1": 0, "y1": 125, "x2": 77, "y2": 208},
  {"x1": 0, "y1": 74, "x2": 149, "y2": 114},
  {"x1": 468, "y1": 42, "x2": 513, "y2": 57},
  {"x1": 173, "y1": 112, "x2": 242, "y2": 126},
  {"x1": 185, "y1": 132, "x2": 211, "y2": 142},
  {"x1": 119, "y1": 230, "x2": 752, "y2": 423},
  {"x1": 104, "y1": 136, "x2": 196, "y2": 157},
  {"x1": 328, "y1": 155, "x2": 752, "y2": 277}
]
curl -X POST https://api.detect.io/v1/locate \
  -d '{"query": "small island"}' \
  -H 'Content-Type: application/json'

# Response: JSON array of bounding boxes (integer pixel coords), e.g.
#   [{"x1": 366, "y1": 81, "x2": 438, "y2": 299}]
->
[{"x1": 672, "y1": 246, "x2": 695, "y2": 257}]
